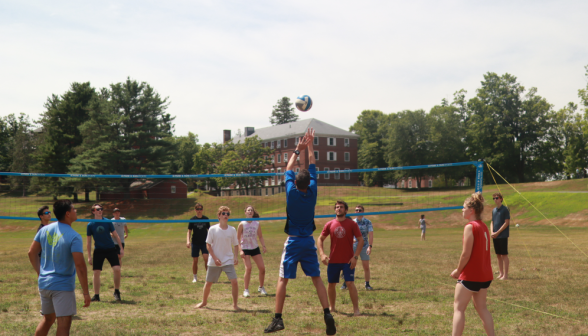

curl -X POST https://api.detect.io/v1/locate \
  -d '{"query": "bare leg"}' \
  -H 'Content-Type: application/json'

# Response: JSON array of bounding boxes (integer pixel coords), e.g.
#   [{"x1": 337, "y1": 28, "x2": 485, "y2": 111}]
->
[
  {"x1": 497, "y1": 255, "x2": 504, "y2": 279},
  {"x1": 93, "y1": 270, "x2": 101, "y2": 295},
  {"x1": 328, "y1": 283, "x2": 337, "y2": 312},
  {"x1": 501, "y1": 255, "x2": 509, "y2": 280},
  {"x1": 347, "y1": 281, "x2": 361, "y2": 316},
  {"x1": 472, "y1": 289, "x2": 496, "y2": 336},
  {"x1": 274, "y1": 277, "x2": 289, "y2": 313},
  {"x1": 362, "y1": 260, "x2": 371, "y2": 282},
  {"x1": 113, "y1": 266, "x2": 121, "y2": 290},
  {"x1": 202, "y1": 254, "x2": 209, "y2": 272},
  {"x1": 196, "y1": 281, "x2": 213, "y2": 308},
  {"x1": 243, "y1": 255, "x2": 252, "y2": 290},
  {"x1": 251, "y1": 254, "x2": 266, "y2": 288},
  {"x1": 311, "y1": 276, "x2": 330, "y2": 309},
  {"x1": 35, "y1": 313, "x2": 56, "y2": 336},
  {"x1": 422, "y1": 230, "x2": 426, "y2": 241},
  {"x1": 230, "y1": 278, "x2": 240, "y2": 311},
  {"x1": 118, "y1": 253, "x2": 123, "y2": 267},
  {"x1": 452, "y1": 283, "x2": 473, "y2": 336},
  {"x1": 192, "y1": 257, "x2": 199, "y2": 275},
  {"x1": 55, "y1": 316, "x2": 73, "y2": 336}
]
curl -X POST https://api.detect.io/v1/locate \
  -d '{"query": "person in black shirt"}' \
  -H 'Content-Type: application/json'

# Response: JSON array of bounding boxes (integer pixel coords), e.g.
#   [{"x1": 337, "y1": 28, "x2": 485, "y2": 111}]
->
[
  {"x1": 186, "y1": 203, "x2": 211, "y2": 283},
  {"x1": 37, "y1": 206, "x2": 52, "y2": 232}
]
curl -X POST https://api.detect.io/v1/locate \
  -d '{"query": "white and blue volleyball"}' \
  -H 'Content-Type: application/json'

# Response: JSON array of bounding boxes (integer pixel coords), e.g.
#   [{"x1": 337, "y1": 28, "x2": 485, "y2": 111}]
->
[{"x1": 295, "y1": 95, "x2": 313, "y2": 112}]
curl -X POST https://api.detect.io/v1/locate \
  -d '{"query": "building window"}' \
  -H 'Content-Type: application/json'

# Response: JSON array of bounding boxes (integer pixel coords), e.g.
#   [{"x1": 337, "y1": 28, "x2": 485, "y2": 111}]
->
[
  {"x1": 171, "y1": 185, "x2": 176, "y2": 194},
  {"x1": 277, "y1": 140, "x2": 281, "y2": 149},
  {"x1": 334, "y1": 168, "x2": 340, "y2": 180},
  {"x1": 314, "y1": 137, "x2": 319, "y2": 145},
  {"x1": 284, "y1": 139, "x2": 288, "y2": 147},
  {"x1": 324, "y1": 168, "x2": 330, "y2": 179},
  {"x1": 271, "y1": 141, "x2": 274, "y2": 149},
  {"x1": 328, "y1": 137, "x2": 336, "y2": 146},
  {"x1": 278, "y1": 168, "x2": 282, "y2": 182},
  {"x1": 296, "y1": 168, "x2": 300, "y2": 173},
  {"x1": 265, "y1": 169, "x2": 269, "y2": 186},
  {"x1": 271, "y1": 169, "x2": 275, "y2": 185},
  {"x1": 314, "y1": 151, "x2": 319, "y2": 160},
  {"x1": 283, "y1": 153, "x2": 288, "y2": 162},
  {"x1": 295, "y1": 137, "x2": 299, "y2": 145},
  {"x1": 428, "y1": 179, "x2": 432, "y2": 188},
  {"x1": 265, "y1": 142, "x2": 269, "y2": 148},
  {"x1": 344, "y1": 152, "x2": 350, "y2": 162},
  {"x1": 297, "y1": 155, "x2": 300, "y2": 162},
  {"x1": 344, "y1": 138, "x2": 350, "y2": 147},
  {"x1": 328, "y1": 152, "x2": 336, "y2": 161},
  {"x1": 316, "y1": 167, "x2": 320, "y2": 180},
  {"x1": 401, "y1": 180, "x2": 405, "y2": 188},
  {"x1": 277, "y1": 154, "x2": 281, "y2": 163},
  {"x1": 408, "y1": 180, "x2": 412, "y2": 188},
  {"x1": 271, "y1": 155, "x2": 274, "y2": 163},
  {"x1": 344, "y1": 169, "x2": 350, "y2": 180}
]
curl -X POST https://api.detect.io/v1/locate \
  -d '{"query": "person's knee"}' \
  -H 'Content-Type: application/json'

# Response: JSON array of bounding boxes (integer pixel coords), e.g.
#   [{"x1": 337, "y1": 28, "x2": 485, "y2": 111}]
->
[
  {"x1": 230, "y1": 279, "x2": 238, "y2": 285},
  {"x1": 259, "y1": 265, "x2": 266, "y2": 273},
  {"x1": 112, "y1": 266, "x2": 121, "y2": 273}
]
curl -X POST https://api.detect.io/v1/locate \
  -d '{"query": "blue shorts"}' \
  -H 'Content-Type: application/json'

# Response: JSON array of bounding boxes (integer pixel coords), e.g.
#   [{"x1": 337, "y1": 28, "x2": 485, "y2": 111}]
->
[
  {"x1": 327, "y1": 263, "x2": 355, "y2": 283},
  {"x1": 191, "y1": 243, "x2": 209, "y2": 258},
  {"x1": 279, "y1": 236, "x2": 320, "y2": 279}
]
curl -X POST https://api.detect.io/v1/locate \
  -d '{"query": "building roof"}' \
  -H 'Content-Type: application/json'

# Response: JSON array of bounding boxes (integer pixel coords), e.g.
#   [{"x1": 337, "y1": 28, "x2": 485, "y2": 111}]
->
[{"x1": 231, "y1": 118, "x2": 359, "y2": 143}]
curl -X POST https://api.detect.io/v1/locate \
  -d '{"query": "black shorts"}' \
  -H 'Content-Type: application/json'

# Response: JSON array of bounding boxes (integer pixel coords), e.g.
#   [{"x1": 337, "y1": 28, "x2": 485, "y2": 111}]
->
[
  {"x1": 115, "y1": 243, "x2": 125, "y2": 255},
  {"x1": 93, "y1": 248, "x2": 120, "y2": 270},
  {"x1": 243, "y1": 247, "x2": 261, "y2": 257},
  {"x1": 493, "y1": 238, "x2": 508, "y2": 255},
  {"x1": 191, "y1": 243, "x2": 209, "y2": 258},
  {"x1": 457, "y1": 280, "x2": 492, "y2": 292}
]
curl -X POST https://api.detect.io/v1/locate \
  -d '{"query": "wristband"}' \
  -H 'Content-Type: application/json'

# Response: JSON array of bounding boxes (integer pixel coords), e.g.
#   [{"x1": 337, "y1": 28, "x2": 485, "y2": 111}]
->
[
  {"x1": 294, "y1": 150, "x2": 300, "y2": 155},
  {"x1": 369, "y1": 245, "x2": 372, "y2": 248}
]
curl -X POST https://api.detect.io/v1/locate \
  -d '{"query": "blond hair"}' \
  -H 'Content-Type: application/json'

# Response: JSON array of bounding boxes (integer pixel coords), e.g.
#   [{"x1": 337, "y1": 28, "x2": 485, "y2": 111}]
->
[{"x1": 464, "y1": 192, "x2": 485, "y2": 216}]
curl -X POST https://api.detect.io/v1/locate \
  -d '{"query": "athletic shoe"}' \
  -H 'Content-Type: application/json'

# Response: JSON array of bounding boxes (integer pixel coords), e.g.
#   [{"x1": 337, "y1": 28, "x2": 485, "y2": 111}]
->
[
  {"x1": 340, "y1": 283, "x2": 347, "y2": 290},
  {"x1": 365, "y1": 284, "x2": 373, "y2": 291},
  {"x1": 243, "y1": 289, "x2": 250, "y2": 298},
  {"x1": 192, "y1": 277, "x2": 197, "y2": 283},
  {"x1": 264, "y1": 317, "x2": 285, "y2": 333},
  {"x1": 90, "y1": 295, "x2": 100, "y2": 302},
  {"x1": 324, "y1": 313, "x2": 336, "y2": 335},
  {"x1": 258, "y1": 286, "x2": 268, "y2": 295},
  {"x1": 113, "y1": 291, "x2": 121, "y2": 301}
]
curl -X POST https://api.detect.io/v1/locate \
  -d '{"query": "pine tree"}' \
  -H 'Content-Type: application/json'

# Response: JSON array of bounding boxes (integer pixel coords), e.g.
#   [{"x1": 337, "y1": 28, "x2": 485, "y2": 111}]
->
[{"x1": 269, "y1": 97, "x2": 298, "y2": 125}]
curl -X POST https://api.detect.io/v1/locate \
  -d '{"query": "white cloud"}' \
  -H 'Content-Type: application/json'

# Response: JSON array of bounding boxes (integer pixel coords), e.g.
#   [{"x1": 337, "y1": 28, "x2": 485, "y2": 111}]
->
[{"x1": 1, "y1": 0, "x2": 587, "y2": 144}]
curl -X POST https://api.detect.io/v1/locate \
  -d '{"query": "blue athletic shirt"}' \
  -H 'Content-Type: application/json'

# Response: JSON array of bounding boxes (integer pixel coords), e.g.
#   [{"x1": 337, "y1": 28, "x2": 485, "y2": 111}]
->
[
  {"x1": 285, "y1": 164, "x2": 317, "y2": 237},
  {"x1": 87, "y1": 218, "x2": 116, "y2": 250},
  {"x1": 34, "y1": 222, "x2": 84, "y2": 291}
]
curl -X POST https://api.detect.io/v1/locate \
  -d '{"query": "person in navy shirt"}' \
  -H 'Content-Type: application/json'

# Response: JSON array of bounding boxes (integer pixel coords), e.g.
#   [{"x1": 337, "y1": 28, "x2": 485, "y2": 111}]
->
[
  {"x1": 86, "y1": 203, "x2": 124, "y2": 302},
  {"x1": 265, "y1": 128, "x2": 336, "y2": 335},
  {"x1": 28, "y1": 200, "x2": 91, "y2": 336}
]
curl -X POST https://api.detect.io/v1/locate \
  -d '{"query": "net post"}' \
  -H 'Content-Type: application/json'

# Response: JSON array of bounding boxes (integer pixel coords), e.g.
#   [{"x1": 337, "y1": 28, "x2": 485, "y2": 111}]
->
[{"x1": 474, "y1": 161, "x2": 484, "y2": 192}]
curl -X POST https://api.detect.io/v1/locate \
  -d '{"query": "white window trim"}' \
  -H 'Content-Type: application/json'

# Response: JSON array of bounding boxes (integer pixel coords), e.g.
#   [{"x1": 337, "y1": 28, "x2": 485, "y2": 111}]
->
[
  {"x1": 284, "y1": 139, "x2": 288, "y2": 147},
  {"x1": 327, "y1": 151, "x2": 337, "y2": 161},
  {"x1": 328, "y1": 137, "x2": 336, "y2": 146},
  {"x1": 265, "y1": 169, "x2": 269, "y2": 186},
  {"x1": 324, "y1": 168, "x2": 330, "y2": 179},
  {"x1": 313, "y1": 137, "x2": 319, "y2": 145},
  {"x1": 277, "y1": 140, "x2": 281, "y2": 149},
  {"x1": 334, "y1": 168, "x2": 340, "y2": 180},
  {"x1": 408, "y1": 180, "x2": 412, "y2": 188},
  {"x1": 270, "y1": 141, "x2": 274, "y2": 149},
  {"x1": 344, "y1": 138, "x2": 350, "y2": 147},
  {"x1": 284, "y1": 153, "x2": 288, "y2": 162},
  {"x1": 316, "y1": 167, "x2": 320, "y2": 180},
  {"x1": 171, "y1": 185, "x2": 176, "y2": 193},
  {"x1": 271, "y1": 168, "x2": 275, "y2": 185},
  {"x1": 428, "y1": 180, "x2": 432, "y2": 188},
  {"x1": 271, "y1": 155, "x2": 274, "y2": 163},
  {"x1": 295, "y1": 137, "x2": 300, "y2": 145},
  {"x1": 277, "y1": 154, "x2": 281, "y2": 163},
  {"x1": 344, "y1": 169, "x2": 351, "y2": 180},
  {"x1": 344, "y1": 152, "x2": 350, "y2": 162},
  {"x1": 277, "y1": 168, "x2": 282, "y2": 182}
]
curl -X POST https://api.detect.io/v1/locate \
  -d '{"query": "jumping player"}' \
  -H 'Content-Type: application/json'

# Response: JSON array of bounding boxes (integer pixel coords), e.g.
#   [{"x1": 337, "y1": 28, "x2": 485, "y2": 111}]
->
[
  {"x1": 451, "y1": 192, "x2": 495, "y2": 336},
  {"x1": 264, "y1": 128, "x2": 336, "y2": 335},
  {"x1": 238, "y1": 205, "x2": 267, "y2": 297},
  {"x1": 187, "y1": 203, "x2": 211, "y2": 283},
  {"x1": 87, "y1": 203, "x2": 124, "y2": 302},
  {"x1": 318, "y1": 200, "x2": 363, "y2": 316}
]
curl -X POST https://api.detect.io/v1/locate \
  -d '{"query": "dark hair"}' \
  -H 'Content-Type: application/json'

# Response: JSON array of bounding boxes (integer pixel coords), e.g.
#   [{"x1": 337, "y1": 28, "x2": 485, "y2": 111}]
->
[
  {"x1": 356, "y1": 205, "x2": 364, "y2": 211},
  {"x1": 295, "y1": 169, "x2": 311, "y2": 189},
  {"x1": 91, "y1": 203, "x2": 102, "y2": 212},
  {"x1": 464, "y1": 192, "x2": 485, "y2": 216},
  {"x1": 245, "y1": 205, "x2": 260, "y2": 218},
  {"x1": 492, "y1": 193, "x2": 503, "y2": 200},
  {"x1": 334, "y1": 200, "x2": 348, "y2": 211},
  {"x1": 420, "y1": 214, "x2": 425, "y2": 219},
  {"x1": 54, "y1": 200, "x2": 73, "y2": 221},
  {"x1": 37, "y1": 206, "x2": 49, "y2": 219},
  {"x1": 194, "y1": 203, "x2": 203, "y2": 210}
]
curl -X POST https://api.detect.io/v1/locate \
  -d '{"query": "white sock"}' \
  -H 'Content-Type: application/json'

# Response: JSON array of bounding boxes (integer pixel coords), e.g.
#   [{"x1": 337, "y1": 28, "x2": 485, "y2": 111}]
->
[{"x1": 193, "y1": 274, "x2": 197, "y2": 279}]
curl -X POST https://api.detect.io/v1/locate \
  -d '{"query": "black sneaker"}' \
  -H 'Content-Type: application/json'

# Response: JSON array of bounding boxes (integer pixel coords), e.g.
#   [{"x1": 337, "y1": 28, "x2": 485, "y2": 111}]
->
[
  {"x1": 264, "y1": 317, "x2": 285, "y2": 333},
  {"x1": 90, "y1": 295, "x2": 100, "y2": 302},
  {"x1": 324, "y1": 313, "x2": 336, "y2": 335},
  {"x1": 113, "y1": 291, "x2": 121, "y2": 301},
  {"x1": 365, "y1": 284, "x2": 373, "y2": 291}
]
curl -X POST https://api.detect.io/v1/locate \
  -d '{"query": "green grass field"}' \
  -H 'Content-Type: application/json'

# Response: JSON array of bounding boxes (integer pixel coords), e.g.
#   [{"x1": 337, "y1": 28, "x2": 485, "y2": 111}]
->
[{"x1": 1, "y1": 179, "x2": 588, "y2": 335}]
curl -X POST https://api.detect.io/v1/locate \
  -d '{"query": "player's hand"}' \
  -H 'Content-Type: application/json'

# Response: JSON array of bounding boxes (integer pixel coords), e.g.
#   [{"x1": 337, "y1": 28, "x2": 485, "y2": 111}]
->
[
  {"x1": 320, "y1": 254, "x2": 330, "y2": 266},
  {"x1": 240, "y1": 251, "x2": 245, "y2": 258},
  {"x1": 234, "y1": 258, "x2": 238, "y2": 266},
  {"x1": 214, "y1": 258, "x2": 222, "y2": 266},
  {"x1": 306, "y1": 128, "x2": 315, "y2": 143},
  {"x1": 262, "y1": 246, "x2": 267, "y2": 254},
  {"x1": 88, "y1": 257, "x2": 93, "y2": 265},
  {"x1": 349, "y1": 257, "x2": 357, "y2": 270},
  {"x1": 124, "y1": 234, "x2": 128, "y2": 239},
  {"x1": 366, "y1": 246, "x2": 371, "y2": 256},
  {"x1": 491, "y1": 232, "x2": 498, "y2": 239},
  {"x1": 450, "y1": 269, "x2": 459, "y2": 279},
  {"x1": 83, "y1": 294, "x2": 91, "y2": 307},
  {"x1": 186, "y1": 242, "x2": 191, "y2": 248},
  {"x1": 120, "y1": 249, "x2": 124, "y2": 257}
]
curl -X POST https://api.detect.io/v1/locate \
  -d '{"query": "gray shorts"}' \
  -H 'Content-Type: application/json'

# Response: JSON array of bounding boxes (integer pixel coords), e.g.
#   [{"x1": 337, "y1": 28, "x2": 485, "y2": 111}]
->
[
  {"x1": 421, "y1": 226, "x2": 426, "y2": 233},
  {"x1": 353, "y1": 244, "x2": 370, "y2": 261},
  {"x1": 39, "y1": 289, "x2": 76, "y2": 317},
  {"x1": 206, "y1": 265, "x2": 237, "y2": 283}
]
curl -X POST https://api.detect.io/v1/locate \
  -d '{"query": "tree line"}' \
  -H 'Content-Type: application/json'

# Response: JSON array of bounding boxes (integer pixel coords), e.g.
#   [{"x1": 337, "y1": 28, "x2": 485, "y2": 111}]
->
[{"x1": 351, "y1": 68, "x2": 588, "y2": 187}]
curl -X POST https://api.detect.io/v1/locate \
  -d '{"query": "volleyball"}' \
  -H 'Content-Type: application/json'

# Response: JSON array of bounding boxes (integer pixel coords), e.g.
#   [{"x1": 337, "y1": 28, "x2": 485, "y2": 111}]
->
[{"x1": 295, "y1": 95, "x2": 313, "y2": 112}]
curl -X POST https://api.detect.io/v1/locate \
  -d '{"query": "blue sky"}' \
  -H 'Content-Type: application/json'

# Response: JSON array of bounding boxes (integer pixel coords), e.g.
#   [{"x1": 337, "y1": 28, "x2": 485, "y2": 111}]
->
[{"x1": 1, "y1": 0, "x2": 587, "y2": 144}]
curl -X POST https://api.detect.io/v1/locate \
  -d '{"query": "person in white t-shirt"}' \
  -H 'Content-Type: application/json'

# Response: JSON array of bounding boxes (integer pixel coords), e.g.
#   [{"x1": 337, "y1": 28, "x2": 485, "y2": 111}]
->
[
  {"x1": 196, "y1": 206, "x2": 240, "y2": 311},
  {"x1": 237, "y1": 205, "x2": 267, "y2": 298}
]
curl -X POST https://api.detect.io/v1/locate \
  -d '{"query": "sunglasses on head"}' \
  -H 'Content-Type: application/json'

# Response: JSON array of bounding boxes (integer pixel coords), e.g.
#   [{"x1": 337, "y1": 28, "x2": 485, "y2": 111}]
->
[
  {"x1": 221, "y1": 212, "x2": 230, "y2": 216},
  {"x1": 492, "y1": 197, "x2": 501, "y2": 200},
  {"x1": 43, "y1": 211, "x2": 51, "y2": 215}
]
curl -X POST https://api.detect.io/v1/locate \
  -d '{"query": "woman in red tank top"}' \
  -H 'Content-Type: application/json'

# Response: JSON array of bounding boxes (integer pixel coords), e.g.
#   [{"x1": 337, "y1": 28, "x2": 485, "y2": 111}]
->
[{"x1": 450, "y1": 193, "x2": 496, "y2": 336}]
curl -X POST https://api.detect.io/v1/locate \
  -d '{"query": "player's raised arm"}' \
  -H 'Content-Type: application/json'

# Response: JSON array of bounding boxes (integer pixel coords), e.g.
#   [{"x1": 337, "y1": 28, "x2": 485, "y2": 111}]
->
[{"x1": 307, "y1": 128, "x2": 316, "y2": 165}]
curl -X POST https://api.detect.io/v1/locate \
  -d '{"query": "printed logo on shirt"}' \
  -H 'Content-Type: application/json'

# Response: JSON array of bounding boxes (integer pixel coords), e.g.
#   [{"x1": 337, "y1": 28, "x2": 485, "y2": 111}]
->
[
  {"x1": 96, "y1": 225, "x2": 105, "y2": 234},
  {"x1": 334, "y1": 226, "x2": 346, "y2": 239},
  {"x1": 47, "y1": 232, "x2": 63, "y2": 247}
]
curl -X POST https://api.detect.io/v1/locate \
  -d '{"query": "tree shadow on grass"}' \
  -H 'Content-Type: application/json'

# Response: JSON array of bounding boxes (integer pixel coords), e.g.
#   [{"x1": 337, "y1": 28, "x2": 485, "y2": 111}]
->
[{"x1": 334, "y1": 311, "x2": 395, "y2": 318}]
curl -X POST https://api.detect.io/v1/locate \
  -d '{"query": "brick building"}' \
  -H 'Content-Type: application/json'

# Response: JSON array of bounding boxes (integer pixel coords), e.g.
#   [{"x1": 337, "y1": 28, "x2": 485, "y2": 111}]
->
[{"x1": 231, "y1": 118, "x2": 360, "y2": 186}]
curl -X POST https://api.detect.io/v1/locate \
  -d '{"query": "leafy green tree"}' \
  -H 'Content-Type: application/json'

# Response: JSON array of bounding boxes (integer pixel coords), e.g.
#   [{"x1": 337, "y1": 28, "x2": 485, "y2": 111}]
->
[
  {"x1": 1, "y1": 113, "x2": 33, "y2": 172},
  {"x1": 269, "y1": 97, "x2": 298, "y2": 125},
  {"x1": 193, "y1": 142, "x2": 226, "y2": 195},
  {"x1": 168, "y1": 132, "x2": 200, "y2": 189}
]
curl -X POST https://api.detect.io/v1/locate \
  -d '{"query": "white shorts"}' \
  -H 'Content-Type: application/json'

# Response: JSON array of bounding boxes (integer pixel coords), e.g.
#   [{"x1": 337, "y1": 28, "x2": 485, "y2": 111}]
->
[{"x1": 39, "y1": 289, "x2": 77, "y2": 317}]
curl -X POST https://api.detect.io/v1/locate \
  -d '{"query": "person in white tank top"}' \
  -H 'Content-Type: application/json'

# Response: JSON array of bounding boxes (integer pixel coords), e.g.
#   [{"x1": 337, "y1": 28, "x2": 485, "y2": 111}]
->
[{"x1": 237, "y1": 205, "x2": 267, "y2": 297}]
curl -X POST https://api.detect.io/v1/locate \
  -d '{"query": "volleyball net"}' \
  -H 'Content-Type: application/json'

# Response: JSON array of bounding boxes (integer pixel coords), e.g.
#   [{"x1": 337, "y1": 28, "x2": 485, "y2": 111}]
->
[{"x1": 0, "y1": 161, "x2": 484, "y2": 225}]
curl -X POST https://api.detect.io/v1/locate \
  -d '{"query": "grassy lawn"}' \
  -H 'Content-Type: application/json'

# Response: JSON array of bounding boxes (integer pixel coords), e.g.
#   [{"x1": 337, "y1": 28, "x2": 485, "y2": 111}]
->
[{"x1": 1, "y1": 179, "x2": 588, "y2": 335}]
